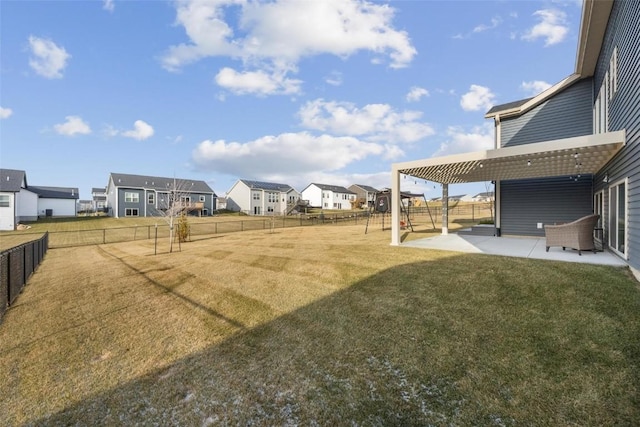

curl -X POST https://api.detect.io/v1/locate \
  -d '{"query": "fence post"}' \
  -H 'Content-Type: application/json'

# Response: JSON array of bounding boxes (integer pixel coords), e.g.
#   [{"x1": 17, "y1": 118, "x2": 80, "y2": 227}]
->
[{"x1": 103, "y1": 229, "x2": 106, "y2": 244}]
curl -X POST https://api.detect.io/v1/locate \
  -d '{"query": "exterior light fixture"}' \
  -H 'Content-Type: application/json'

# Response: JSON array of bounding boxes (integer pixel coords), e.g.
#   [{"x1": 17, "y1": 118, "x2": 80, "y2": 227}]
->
[{"x1": 527, "y1": 160, "x2": 531, "y2": 166}]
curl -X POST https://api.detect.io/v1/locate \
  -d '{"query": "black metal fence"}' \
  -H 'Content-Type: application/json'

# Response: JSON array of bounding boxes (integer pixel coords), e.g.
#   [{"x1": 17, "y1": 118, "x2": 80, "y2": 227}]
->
[
  {"x1": 32, "y1": 213, "x2": 378, "y2": 249},
  {"x1": 0, "y1": 232, "x2": 49, "y2": 323}
]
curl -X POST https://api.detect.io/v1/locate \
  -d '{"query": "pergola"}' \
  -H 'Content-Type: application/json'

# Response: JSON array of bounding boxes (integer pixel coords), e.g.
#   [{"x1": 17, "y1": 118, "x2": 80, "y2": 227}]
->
[{"x1": 390, "y1": 130, "x2": 626, "y2": 245}]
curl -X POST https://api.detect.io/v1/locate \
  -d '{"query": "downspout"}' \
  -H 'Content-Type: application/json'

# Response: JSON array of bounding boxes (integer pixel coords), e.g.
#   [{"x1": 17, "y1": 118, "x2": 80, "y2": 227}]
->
[
  {"x1": 494, "y1": 114, "x2": 501, "y2": 237},
  {"x1": 390, "y1": 166, "x2": 401, "y2": 245}
]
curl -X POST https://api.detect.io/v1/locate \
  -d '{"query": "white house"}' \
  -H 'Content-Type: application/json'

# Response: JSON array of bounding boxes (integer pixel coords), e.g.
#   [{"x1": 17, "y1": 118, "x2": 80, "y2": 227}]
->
[
  {"x1": 29, "y1": 186, "x2": 79, "y2": 218},
  {"x1": 0, "y1": 169, "x2": 36, "y2": 230},
  {"x1": 0, "y1": 169, "x2": 78, "y2": 230},
  {"x1": 301, "y1": 183, "x2": 356, "y2": 211},
  {"x1": 226, "y1": 179, "x2": 301, "y2": 215}
]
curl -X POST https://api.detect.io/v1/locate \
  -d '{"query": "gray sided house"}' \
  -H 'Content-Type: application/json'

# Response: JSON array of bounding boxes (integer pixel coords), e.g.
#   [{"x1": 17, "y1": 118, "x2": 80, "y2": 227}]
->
[
  {"x1": 348, "y1": 184, "x2": 379, "y2": 208},
  {"x1": 391, "y1": 0, "x2": 640, "y2": 275},
  {"x1": 106, "y1": 173, "x2": 216, "y2": 218}
]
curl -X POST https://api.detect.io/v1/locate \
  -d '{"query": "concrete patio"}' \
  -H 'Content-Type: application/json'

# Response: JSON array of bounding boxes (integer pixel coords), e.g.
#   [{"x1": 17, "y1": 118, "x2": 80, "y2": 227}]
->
[{"x1": 402, "y1": 233, "x2": 627, "y2": 267}]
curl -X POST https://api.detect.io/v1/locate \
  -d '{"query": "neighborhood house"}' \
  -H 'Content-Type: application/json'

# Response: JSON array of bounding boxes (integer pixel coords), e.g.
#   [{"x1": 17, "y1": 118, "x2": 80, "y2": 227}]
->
[
  {"x1": 0, "y1": 168, "x2": 78, "y2": 230},
  {"x1": 106, "y1": 172, "x2": 217, "y2": 218},
  {"x1": 301, "y1": 183, "x2": 356, "y2": 211},
  {"x1": 226, "y1": 179, "x2": 301, "y2": 216},
  {"x1": 391, "y1": 0, "x2": 639, "y2": 276}
]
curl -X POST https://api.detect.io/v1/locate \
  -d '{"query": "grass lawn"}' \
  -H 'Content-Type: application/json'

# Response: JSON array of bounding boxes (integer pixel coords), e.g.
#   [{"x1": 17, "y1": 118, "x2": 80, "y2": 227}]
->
[{"x1": 1, "y1": 224, "x2": 639, "y2": 425}]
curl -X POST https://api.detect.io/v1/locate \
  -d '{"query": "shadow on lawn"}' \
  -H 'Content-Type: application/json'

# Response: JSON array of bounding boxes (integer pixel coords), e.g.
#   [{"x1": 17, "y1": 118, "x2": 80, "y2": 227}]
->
[{"x1": 32, "y1": 255, "x2": 640, "y2": 426}]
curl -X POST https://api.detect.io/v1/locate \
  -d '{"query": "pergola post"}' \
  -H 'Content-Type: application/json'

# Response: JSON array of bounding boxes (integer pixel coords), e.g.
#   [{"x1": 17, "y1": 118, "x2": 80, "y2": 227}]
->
[
  {"x1": 442, "y1": 183, "x2": 449, "y2": 235},
  {"x1": 390, "y1": 166, "x2": 401, "y2": 245}
]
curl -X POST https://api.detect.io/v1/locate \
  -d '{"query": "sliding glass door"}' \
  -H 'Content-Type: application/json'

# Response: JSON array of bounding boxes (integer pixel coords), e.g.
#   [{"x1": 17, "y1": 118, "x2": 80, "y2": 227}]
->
[{"x1": 608, "y1": 179, "x2": 627, "y2": 257}]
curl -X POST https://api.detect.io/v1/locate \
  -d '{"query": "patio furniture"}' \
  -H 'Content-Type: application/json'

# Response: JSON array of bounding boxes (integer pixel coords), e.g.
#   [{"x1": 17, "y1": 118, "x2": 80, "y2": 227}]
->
[{"x1": 544, "y1": 214, "x2": 600, "y2": 255}]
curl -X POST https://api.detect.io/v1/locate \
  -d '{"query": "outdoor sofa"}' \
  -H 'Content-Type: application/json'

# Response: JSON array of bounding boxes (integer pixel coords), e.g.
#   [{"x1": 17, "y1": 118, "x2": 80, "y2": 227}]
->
[{"x1": 544, "y1": 214, "x2": 600, "y2": 255}]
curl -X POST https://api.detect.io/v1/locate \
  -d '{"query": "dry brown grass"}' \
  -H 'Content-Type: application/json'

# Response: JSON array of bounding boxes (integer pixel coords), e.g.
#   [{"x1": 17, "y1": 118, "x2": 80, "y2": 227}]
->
[{"x1": 1, "y1": 222, "x2": 637, "y2": 425}]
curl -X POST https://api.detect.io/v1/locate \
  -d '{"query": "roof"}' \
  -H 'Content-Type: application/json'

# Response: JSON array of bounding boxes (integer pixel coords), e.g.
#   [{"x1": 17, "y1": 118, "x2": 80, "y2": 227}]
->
[
  {"x1": 376, "y1": 189, "x2": 424, "y2": 199},
  {"x1": 0, "y1": 168, "x2": 27, "y2": 192},
  {"x1": 307, "y1": 183, "x2": 356, "y2": 194},
  {"x1": 473, "y1": 192, "x2": 494, "y2": 198},
  {"x1": 92, "y1": 187, "x2": 106, "y2": 193},
  {"x1": 240, "y1": 179, "x2": 294, "y2": 192},
  {"x1": 393, "y1": 131, "x2": 625, "y2": 184},
  {"x1": 29, "y1": 186, "x2": 80, "y2": 200},
  {"x1": 350, "y1": 184, "x2": 379, "y2": 193},
  {"x1": 109, "y1": 172, "x2": 216, "y2": 195},
  {"x1": 485, "y1": 98, "x2": 532, "y2": 116},
  {"x1": 486, "y1": 0, "x2": 614, "y2": 119}
]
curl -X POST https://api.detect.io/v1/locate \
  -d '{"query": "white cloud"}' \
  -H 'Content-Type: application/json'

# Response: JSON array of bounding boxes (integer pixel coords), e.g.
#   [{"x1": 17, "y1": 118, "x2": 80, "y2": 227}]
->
[
  {"x1": 473, "y1": 16, "x2": 502, "y2": 33},
  {"x1": 325, "y1": 71, "x2": 343, "y2": 86},
  {"x1": 522, "y1": 9, "x2": 569, "y2": 46},
  {"x1": 298, "y1": 99, "x2": 435, "y2": 144},
  {"x1": 406, "y1": 86, "x2": 429, "y2": 102},
  {"x1": 103, "y1": 0, "x2": 114, "y2": 12},
  {"x1": 432, "y1": 124, "x2": 494, "y2": 157},
  {"x1": 521, "y1": 80, "x2": 552, "y2": 96},
  {"x1": 0, "y1": 107, "x2": 13, "y2": 119},
  {"x1": 28, "y1": 36, "x2": 71, "y2": 79},
  {"x1": 162, "y1": 0, "x2": 416, "y2": 94},
  {"x1": 460, "y1": 85, "x2": 495, "y2": 112},
  {"x1": 214, "y1": 67, "x2": 302, "y2": 96},
  {"x1": 122, "y1": 120, "x2": 154, "y2": 140},
  {"x1": 192, "y1": 132, "x2": 385, "y2": 178},
  {"x1": 54, "y1": 116, "x2": 91, "y2": 136}
]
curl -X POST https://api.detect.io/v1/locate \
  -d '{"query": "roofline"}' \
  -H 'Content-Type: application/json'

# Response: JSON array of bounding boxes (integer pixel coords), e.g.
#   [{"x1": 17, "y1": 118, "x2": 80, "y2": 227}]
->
[
  {"x1": 485, "y1": 74, "x2": 582, "y2": 119},
  {"x1": 486, "y1": 0, "x2": 614, "y2": 119},
  {"x1": 575, "y1": 0, "x2": 614, "y2": 77}
]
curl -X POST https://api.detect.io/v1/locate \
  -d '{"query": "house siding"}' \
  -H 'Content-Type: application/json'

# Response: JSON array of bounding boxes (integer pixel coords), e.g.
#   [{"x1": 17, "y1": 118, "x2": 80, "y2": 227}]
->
[
  {"x1": 501, "y1": 177, "x2": 593, "y2": 237},
  {"x1": 501, "y1": 78, "x2": 593, "y2": 147},
  {"x1": 118, "y1": 188, "x2": 145, "y2": 217},
  {"x1": 592, "y1": 0, "x2": 640, "y2": 270}
]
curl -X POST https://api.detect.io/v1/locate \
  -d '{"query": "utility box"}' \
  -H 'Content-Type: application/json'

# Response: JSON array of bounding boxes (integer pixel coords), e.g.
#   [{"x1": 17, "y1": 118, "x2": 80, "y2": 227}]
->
[{"x1": 537, "y1": 222, "x2": 543, "y2": 229}]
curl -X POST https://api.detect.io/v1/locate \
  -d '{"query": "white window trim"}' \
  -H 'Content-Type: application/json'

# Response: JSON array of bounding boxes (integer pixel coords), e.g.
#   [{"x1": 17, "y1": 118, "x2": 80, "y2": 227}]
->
[{"x1": 125, "y1": 191, "x2": 139, "y2": 203}]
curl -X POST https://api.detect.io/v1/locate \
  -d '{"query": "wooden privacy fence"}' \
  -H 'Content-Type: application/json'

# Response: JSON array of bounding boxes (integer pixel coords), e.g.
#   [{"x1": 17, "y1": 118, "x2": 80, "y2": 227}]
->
[{"x1": 0, "y1": 232, "x2": 49, "y2": 323}]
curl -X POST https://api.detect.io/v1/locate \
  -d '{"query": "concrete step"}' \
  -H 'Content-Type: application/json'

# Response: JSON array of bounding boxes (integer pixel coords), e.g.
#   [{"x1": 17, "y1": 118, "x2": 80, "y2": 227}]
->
[{"x1": 458, "y1": 224, "x2": 496, "y2": 236}]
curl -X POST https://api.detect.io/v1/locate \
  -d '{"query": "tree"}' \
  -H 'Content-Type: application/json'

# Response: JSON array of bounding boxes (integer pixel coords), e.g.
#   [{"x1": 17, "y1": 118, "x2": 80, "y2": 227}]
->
[{"x1": 154, "y1": 177, "x2": 195, "y2": 253}]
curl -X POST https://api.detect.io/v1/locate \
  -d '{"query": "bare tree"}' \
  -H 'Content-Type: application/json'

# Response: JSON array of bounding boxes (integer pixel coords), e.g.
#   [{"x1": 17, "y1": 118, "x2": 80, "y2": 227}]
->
[{"x1": 154, "y1": 178, "x2": 197, "y2": 253}]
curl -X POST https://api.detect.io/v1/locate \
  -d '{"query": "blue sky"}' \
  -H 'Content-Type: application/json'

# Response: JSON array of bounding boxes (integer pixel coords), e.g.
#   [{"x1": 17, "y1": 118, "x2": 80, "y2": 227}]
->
[{"x1": 1, "y1": 0, "x2": 583, "y2": 200}]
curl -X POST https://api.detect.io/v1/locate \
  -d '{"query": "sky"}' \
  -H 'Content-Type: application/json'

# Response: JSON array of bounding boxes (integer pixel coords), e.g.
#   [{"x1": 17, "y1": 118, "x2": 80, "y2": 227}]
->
[{"x1": 0, "y1": 0, "x2": 584, "y2": 201}]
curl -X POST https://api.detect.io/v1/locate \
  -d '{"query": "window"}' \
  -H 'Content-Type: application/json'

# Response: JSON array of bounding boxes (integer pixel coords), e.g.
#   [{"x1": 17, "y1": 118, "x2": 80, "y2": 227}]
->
[
  {"x1": 0, "y1": 195, "x2": 9, "y2": 207},
  {"x1": 267, "y1": 206, "x2": 274, "y2": 213},
  {"x1": 148, "y1": 192, "x2": 155, "y2": 204},
  {"x1": 594, "y1": 46, "x2": 618, "y2": 134},
  {"x1": 125, "y1": 192, "x2": 139, "y2": 203},
  {"x1": 253, "y1": 192, "x2": 260, "y2": 200},
  {"x1": 199, "y1": 195, "x2": 205, "y2": 202},
  {"x1": 125, "y1": 208, "x2": 139, "y2": 217},
  {"x1": 609, "y1": 46, "x2": 618, "y2": 98},
  {"x1": 594, "y1": 190, "x2": 604, "y2": 245}
]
